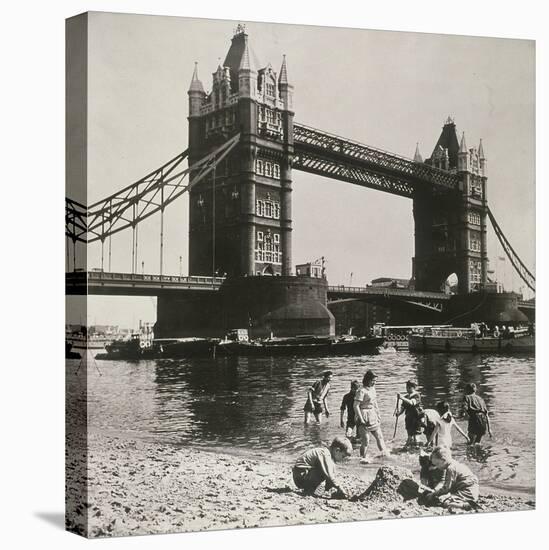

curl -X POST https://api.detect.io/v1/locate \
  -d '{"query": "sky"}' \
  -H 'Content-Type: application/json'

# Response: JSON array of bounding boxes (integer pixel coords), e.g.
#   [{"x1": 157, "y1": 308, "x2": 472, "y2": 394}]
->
[{"x1": 66, "y1": 12, "x2": 535, "y2": 327}]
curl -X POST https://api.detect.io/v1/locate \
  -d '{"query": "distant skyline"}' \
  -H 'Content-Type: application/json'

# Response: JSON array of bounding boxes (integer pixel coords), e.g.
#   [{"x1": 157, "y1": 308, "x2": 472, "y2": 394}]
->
[{"x1": 66, "y1": 13, "x2": 535, "y2": 327}]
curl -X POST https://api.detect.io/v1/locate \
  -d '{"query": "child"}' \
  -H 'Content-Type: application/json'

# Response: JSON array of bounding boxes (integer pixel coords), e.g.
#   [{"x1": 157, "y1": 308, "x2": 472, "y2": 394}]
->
[
  {"x1": 396, "y1": 380, "x2": 423, "y2": 446},
  {"x1": 427, "y1": 401, "x2": 469, "y2": 448},
  {"x1": 418, "y1": 407, "x2": 441, "y2": 445},
  {"x1": 292, "y1": 437, "x2": 352, "y2": 498},
  {"x1": 340, "y1": 380, "x2": 359, "y2": 438},
  {"x1": 419, "y1": 450, "x2": 444, "y2": 490},
  {"x1": 423, "y1": 446, "x2": 479, "y2": 510},
  {"x1": 304, "y1": 371, "x2": 332, "y2": 424},
  {"x1": 354, "y1": 370, "x2": 388, "y2": 462},
  {"x1": 462, "y1": 383, "x2": 492, "y2": 444}
]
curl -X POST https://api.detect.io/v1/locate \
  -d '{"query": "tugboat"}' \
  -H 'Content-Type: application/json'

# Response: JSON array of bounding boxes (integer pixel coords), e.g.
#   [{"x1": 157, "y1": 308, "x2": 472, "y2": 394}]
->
[{"x1": 103, "y1": 333, "x2": 150, "y2": 359}]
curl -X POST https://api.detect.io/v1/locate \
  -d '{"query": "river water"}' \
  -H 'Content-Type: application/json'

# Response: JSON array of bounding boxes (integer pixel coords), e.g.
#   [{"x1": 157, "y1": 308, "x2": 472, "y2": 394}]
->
[{"x1": 68, "y1": 351, "x2": 535, "y2": 496}]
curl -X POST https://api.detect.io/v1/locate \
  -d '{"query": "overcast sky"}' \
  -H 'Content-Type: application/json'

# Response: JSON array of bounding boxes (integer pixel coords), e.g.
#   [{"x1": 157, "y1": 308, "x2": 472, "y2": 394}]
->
[{"x1": 67, "y1": 12, "x2": 535, "y2": 327}]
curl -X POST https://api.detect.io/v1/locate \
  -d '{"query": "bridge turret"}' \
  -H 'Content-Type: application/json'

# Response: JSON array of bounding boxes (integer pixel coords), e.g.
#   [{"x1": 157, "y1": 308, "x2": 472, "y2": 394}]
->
[
  {"x1": 277, "y1": 54, "x2": 294, "y2": 275},
  {"x1": 427, "y1": 117, "x2": 459, "y2": 170},
  {"x1": 457, "y1": 132, "x2": 469, "y2": 171},
  {"x1": 237, "y1": 33, "x2": 257, "y2": 100},
  {"x1": 188, "y1": 62, "x2": 206, "y2": 117},
  {"x1": 278, "y1": 55, "x2": 294, "y2": 113},
  {"x1": 478, "y1": 138, "x2": 486, "y2": 176},
  {"x1": 413, "y1": 143, "x2": 423, "y2": 163}
]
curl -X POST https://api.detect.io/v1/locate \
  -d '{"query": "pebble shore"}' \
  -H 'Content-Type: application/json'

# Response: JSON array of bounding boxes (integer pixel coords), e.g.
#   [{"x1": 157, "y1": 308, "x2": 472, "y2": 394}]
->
[{"x1": 66, "y1": 431, "x2": 535, "y2": 538}]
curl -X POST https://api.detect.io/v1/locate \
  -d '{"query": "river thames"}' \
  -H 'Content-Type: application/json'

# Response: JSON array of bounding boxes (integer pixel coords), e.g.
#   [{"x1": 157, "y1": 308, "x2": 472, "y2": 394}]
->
[{"x1": 68, "y1": 351, "x2": 535, "y2": 496}]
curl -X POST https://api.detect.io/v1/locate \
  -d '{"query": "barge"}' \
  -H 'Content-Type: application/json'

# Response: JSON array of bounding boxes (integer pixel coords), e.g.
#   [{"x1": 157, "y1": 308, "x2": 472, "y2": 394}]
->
[{"x1": 408, "y1": 326, "x2": 534, "y2": 353}]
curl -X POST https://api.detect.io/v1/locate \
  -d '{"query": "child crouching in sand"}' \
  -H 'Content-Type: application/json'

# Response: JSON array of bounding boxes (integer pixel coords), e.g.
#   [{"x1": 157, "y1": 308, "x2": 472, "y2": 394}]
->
[
  {"x1": 293, "y1": 437, "x2": 352, "y2": 498},
  {"x1": 423, "y1": 446, "x2": 479, "y2": 510}
]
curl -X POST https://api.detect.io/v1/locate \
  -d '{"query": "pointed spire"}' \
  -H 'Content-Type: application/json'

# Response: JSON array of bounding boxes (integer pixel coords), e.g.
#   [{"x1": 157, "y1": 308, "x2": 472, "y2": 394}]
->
[
  {"x1": 238, "y1": 35, "x2": 255, "y2": 72},
  {"x1": 459, "y1": 132, "x2": 467, "y2": 153},
  {"x1": 413, "y1": 142, "x2": 423, "y2": 163},
  {"x1": 279, "y1": 54, "x2": 288, "y2": 84},
  {"x1": 188, "y1": 62, "x2": 205, "y2": 93},
  {"x1": 478, "y1": 138, "x2": 485, "y2": 159}
]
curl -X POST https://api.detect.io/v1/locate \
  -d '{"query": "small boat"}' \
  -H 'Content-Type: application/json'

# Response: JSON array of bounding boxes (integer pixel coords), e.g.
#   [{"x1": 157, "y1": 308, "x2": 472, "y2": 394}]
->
[
  {"x1": 408, "y1": 326, "x2": 534, "y2": 353},
  {"x1": 66, "y1": 334, "x2": 110, "y2": 358}
]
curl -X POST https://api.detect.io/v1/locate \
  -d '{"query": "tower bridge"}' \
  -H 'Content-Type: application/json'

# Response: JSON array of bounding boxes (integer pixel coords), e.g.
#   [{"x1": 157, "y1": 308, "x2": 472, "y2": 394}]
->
[{"x1": 66, "y1": 25, "x2": 535, "y2": 338}]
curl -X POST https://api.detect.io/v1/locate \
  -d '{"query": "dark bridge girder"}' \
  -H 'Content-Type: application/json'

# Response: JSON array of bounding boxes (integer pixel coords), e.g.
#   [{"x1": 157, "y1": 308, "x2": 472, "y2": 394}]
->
[
  {"x1": 293, "y1": 123, "x2": 460, "y2": 197},
  {"x1": 328, "y1": 296, "x2": 445, "y2": 313}
]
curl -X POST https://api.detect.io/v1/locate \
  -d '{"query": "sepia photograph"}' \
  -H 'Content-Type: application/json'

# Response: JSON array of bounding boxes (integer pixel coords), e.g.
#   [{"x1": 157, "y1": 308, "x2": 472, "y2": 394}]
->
[{"x1": 64, "y1": 9, "x2": 536, "y2": 539}]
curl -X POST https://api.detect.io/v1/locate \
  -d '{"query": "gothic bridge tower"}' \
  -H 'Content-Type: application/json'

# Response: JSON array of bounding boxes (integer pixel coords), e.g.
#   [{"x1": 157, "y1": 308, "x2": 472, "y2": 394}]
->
[
  {"x1": 187, "y1": 24, "x2": 294, "y2": 277},
  {"x1": 413, "y1": 117, "x2": 488, "y2": 294}
]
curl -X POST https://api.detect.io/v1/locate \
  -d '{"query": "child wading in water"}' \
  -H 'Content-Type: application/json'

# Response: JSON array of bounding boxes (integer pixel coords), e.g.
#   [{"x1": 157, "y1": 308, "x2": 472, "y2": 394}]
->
[
  {"x1": 354, "y1": 370, "x2": 388, "y2": 463},
  {"x1": 422, "y1": 446, "x2": 480, "y2": 510},
  {"x1": 304, "y1": 371, "x2": 332, "y2": 424},
  {"x1": 427, "y1": 401, "x2": 469, "y2": 448},
  {"x1": 292, "y1": 437, "x2": 352, "y2": 498},
  {"x1": 419, "y1": 408, "x2": 441, "y2": 446},
  {"x1": 340, "y1": 380, "x2": 360, "y2": 439},
  {"x1": 462, "y1": 383, "x2": 492, "y2": 444},
  {"x1": 395, "y1": 380, "x2": 423, "y2": 447}
]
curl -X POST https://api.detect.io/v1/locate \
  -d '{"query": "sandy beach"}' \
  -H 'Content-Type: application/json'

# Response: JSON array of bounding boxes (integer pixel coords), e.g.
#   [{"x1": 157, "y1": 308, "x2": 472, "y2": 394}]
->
[{"x1": 65, "y1": 430, "x2": 535, "y2": 538}]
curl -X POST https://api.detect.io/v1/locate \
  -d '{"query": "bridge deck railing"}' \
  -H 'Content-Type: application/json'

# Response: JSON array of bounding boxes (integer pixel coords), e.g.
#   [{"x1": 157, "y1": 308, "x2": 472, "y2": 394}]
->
[
  {"x1": 327, "y1": 285, "x2": 451, "y2": 300},
  {"x1": 83, "y1": 271, "x2": 225, "y2": 285}
]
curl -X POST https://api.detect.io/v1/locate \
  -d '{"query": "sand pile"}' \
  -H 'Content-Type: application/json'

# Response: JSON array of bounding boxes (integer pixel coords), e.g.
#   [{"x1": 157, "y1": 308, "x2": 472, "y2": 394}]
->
[{"x1": 354, "y1": 465, "x2": 418, "y2": 503}]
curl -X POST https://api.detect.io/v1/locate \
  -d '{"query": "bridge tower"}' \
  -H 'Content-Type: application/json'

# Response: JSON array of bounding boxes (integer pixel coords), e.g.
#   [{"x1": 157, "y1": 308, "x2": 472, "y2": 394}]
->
[
  {"x1": 187, "y1": 25, "x2": 294, "y2": 277},
  {"x1": 413, "y1": 117, "x2": 489, "y2": 294}
]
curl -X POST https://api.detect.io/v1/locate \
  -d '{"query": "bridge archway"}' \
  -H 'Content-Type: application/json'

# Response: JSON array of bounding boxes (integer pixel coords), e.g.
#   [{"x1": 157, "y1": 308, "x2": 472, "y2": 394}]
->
[{"x1": 443, "y1": 272, "x2": 459, "y2": 294}]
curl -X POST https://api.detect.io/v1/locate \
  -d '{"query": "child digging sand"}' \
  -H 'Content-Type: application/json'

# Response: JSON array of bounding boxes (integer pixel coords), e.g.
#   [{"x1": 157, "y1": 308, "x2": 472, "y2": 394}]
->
[
  {"x1": 292, "y1": 437, "x2": 352, "y2": 498},
  {"x1": 422, "y1": 446, "x2": 479, "y2": 510}
]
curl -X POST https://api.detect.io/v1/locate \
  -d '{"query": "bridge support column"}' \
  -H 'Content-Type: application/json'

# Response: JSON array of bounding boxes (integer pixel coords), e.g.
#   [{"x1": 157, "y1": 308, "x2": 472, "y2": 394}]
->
[{"x1": 155, "y1": 276, "x2": 334, "y2": 338}]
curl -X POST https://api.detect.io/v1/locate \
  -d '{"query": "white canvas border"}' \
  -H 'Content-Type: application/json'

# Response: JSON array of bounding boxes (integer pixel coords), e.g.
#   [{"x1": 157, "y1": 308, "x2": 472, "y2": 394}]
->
[{"x1": 1, "y1": 1, "x2": 545, "y2": 549}]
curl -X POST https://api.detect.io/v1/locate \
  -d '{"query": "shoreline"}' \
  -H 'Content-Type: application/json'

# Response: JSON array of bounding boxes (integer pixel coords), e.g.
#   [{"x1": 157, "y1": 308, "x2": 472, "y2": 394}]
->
[{"x1": 66, "y1": 430, "x2": 535, "y2": 538}]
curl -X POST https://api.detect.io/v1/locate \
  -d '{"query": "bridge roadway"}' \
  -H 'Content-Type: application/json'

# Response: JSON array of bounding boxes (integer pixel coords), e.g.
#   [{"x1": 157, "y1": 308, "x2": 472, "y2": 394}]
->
[
  {"x1": 66, "y1": 271, "x2": 449, "y2": 305},
  {"x1": 66, "y1": 271, "x2": 534, "y2": 315},
  {"x1": 66, "y1": 270, "x2": 224, "y2": 296}
]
